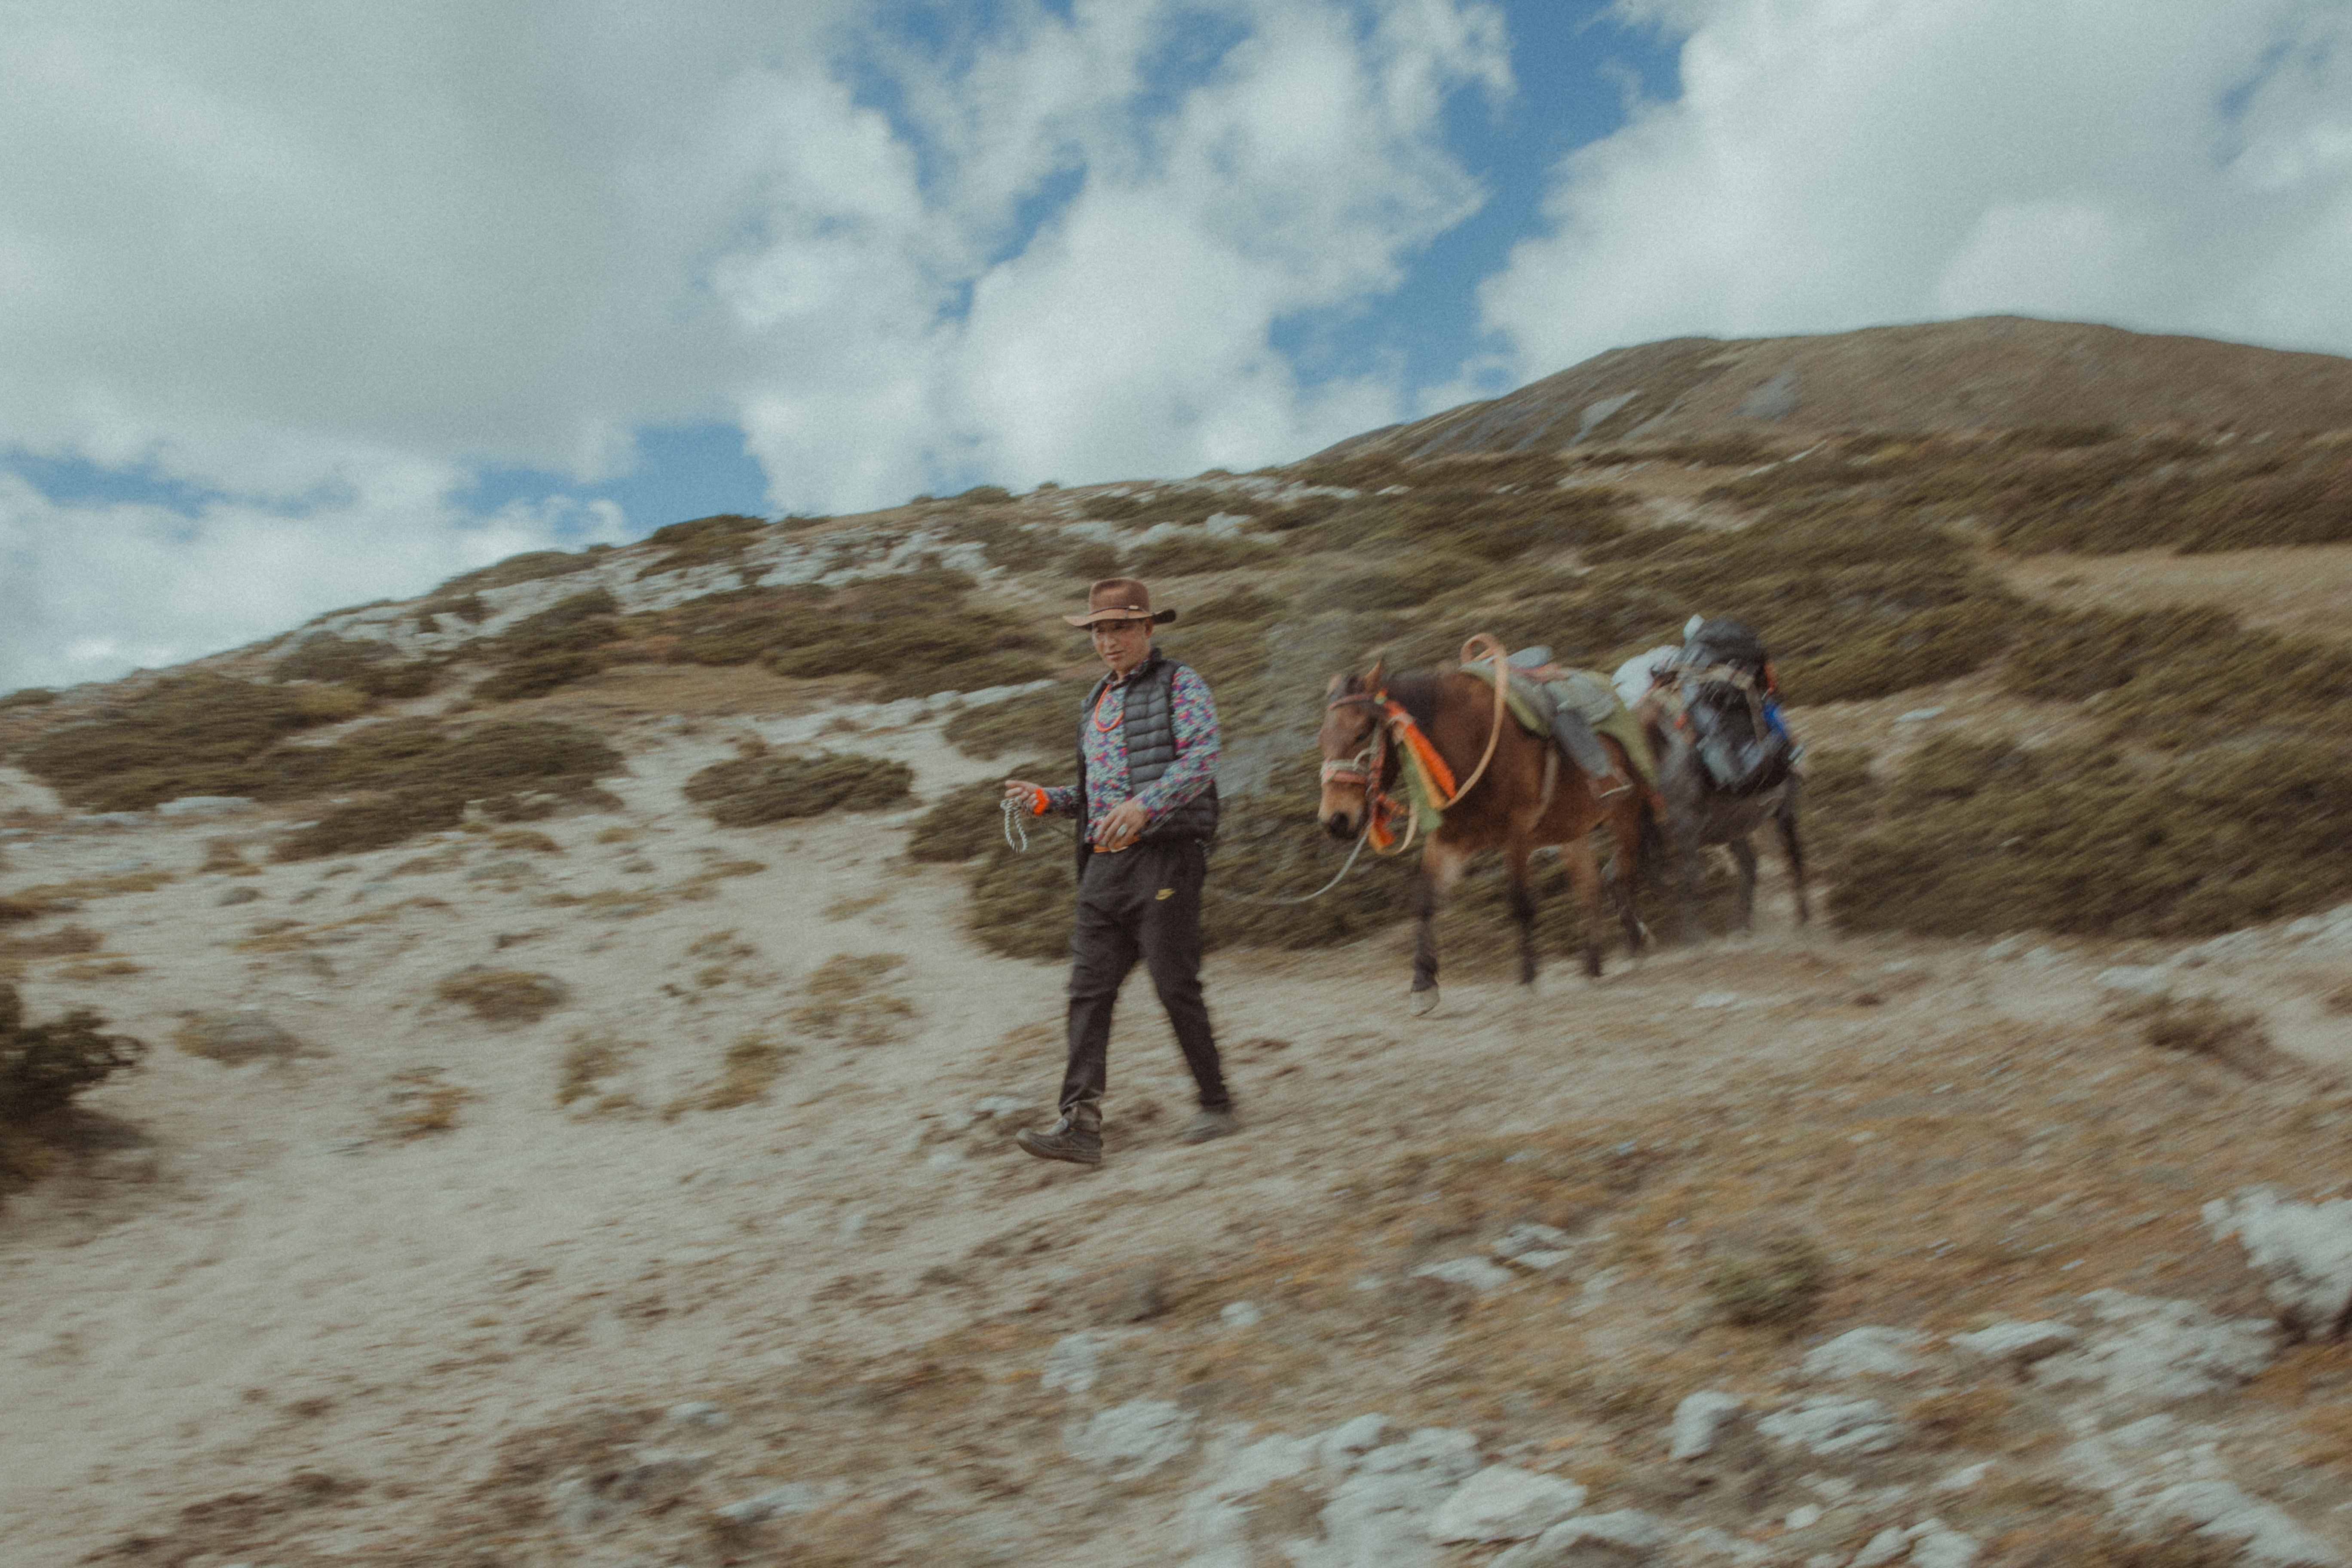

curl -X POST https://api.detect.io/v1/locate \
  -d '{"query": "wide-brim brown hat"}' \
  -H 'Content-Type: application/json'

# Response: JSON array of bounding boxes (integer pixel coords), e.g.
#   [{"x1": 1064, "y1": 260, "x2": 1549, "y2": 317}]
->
[{"x1": 1063, "y1": 577, "x2": 1178, "y2": 627}]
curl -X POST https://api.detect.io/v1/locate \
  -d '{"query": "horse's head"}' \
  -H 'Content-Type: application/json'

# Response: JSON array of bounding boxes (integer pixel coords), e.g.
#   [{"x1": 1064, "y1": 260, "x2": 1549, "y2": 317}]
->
[{"x1": 1316, "y1": 658, "x2": 1389, "y2": 841}]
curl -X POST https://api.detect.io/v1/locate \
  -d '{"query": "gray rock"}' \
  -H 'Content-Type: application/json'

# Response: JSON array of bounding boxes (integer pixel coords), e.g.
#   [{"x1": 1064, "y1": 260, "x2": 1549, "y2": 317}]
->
[
  {"x1": 1492, "y1": 1223, "x2": 1577, "y2": 1267},
  {"x1": 549, "y1": 1476, "x2": 613, "y2": 1532},
  {"x1": 2033, "y1": 1290, "x2": 2276, "y2": 1403},
  {"x1": 2203, "y1": 1186, "x2": 2352, "y2": 1337},
  {"x1": 1317, "y1": 1413, "x2": 1393, "y2": 1477},
  {"x1": 711, "y1": 1482, "x2": 823, "y2": 1525},
  {"x1": 1802, "y1": 1327, "x2": 1928, "y2": 1380},
  {"x1": 1426, "y1": 1464, "x2": 1587, "y2": 1542},
  {"x1": 215, "y1": 885, "x2": 264, "y2": 906},
  {"x1": 607, "y1": 1446, "x2": 712, "y2": 1502},
  {"x1": 1757, "y1": 1397, "x2": 1902, "y2": 1457},
  {"x1": 1068, "y1": 1399, "x2": 1193, "y2": 1479},
  {"x1": 1299, "y1": 1430, "x2": 1479, "y2": 1568},
  {"x1": 1947, "y1": 1320, "x2": 2079, "y2": 1373},
  {"x1": 158, "y1": 795, "x2": 257, "y2": 817},
  {"x1": 1907, "y1": 1526, "x2": 1981, "y2": 1568},
  {"x1": 1848, "y1": 1525, "x2": 1911, "y2": 1566},
  {"x1": 2131, "y1": 1480, "x2": 2341, "y2": 1568},
  {"x1": 1491, "y1": 1508, "x2": 1664, "y2": 1566},
  {"x1": 1666, "y1": 1390, "x2": 1746, "y2": 1460},
  {"x1": 175, "y1": 1010, "x2": 306, "y2": 1063},
  {"x1": 1200, "y1": 1432, "x2": 1317, "y2": 1499},
  {"x1": 2093, "y1": 965, "x2": 2172, "y2": 999},
  {"x1": 1041, "y1": 1332, "x2": 1103, "y2": 1394},
  {"x1": 1414, "y1": 1256, "x2": 1518, "y2": 1294}
]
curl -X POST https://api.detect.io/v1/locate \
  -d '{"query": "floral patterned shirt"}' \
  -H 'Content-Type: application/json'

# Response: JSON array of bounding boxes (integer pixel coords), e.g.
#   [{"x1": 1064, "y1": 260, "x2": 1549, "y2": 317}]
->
[{"x1": 1041, "y1": 657, "x2": 1219, "y2": 842}]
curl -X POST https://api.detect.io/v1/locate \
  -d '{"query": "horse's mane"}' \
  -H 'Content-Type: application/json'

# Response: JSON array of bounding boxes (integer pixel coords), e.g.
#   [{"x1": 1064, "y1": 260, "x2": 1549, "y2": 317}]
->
[{"x1": 1381, "y1": 670, "x2": 1446, "y2": 733}]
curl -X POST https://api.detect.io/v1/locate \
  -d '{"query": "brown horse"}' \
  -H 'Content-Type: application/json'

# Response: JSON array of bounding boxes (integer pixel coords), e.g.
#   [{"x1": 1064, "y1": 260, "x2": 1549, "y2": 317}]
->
[{"x1": 1316, "y1": 652, "x2": 1650, "y2": 1011}]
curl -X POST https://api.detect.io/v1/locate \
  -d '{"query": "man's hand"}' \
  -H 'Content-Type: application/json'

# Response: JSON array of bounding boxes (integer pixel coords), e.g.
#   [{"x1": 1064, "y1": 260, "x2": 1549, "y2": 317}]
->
[
  {"x1": 1003, "y1": 779, "x2": 1047, "y2": 814},
  {"x1": 1095, "y1": 797, "x2": 1149, "y2": 851}
]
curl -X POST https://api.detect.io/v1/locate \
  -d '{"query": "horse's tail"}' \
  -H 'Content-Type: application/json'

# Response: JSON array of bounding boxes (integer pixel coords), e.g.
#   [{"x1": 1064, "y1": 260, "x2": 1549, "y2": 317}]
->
[{"x1": 1635, "y1": 779, "x2": 1670, "y2": 889}]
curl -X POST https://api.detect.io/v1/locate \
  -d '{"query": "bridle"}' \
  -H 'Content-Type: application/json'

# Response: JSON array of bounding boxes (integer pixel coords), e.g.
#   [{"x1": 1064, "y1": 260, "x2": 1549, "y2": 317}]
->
[{"x1": 1320, "y1": 634, "x2": 1513, "y2": 855}]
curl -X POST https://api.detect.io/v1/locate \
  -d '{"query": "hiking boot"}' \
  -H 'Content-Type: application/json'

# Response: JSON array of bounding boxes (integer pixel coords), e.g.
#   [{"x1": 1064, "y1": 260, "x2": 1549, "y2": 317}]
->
[
  {"x1": 1016, "y1": 1101, "x2": 1102, "y2": 1166},
  {"x1": 1181, "y1": 1108, "x2": 1240, "y2": 1145}
]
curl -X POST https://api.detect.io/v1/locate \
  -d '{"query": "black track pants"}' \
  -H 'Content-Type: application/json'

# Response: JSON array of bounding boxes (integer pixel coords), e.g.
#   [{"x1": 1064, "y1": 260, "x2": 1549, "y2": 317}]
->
[{"x1": 1060, "y1": 838, "x2": 1228, "y2": 1114}]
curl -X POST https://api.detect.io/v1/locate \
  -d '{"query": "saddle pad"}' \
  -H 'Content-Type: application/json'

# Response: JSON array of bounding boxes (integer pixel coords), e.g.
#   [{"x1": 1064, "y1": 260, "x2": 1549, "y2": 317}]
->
[{"x1": 1459, "y1": 661, "x2": 1658, "y2": 790}]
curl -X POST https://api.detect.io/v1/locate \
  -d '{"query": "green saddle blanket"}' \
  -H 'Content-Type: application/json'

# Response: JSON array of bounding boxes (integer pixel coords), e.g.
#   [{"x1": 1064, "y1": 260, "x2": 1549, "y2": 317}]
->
[{"x1": 1459, "y1": 661, "x2": 1657, "y2": 791}]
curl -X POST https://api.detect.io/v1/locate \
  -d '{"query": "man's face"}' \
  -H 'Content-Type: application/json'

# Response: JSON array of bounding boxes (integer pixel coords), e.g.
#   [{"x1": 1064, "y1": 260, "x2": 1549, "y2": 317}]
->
[{"x1": 1090, "y1": 615, "x2": 1153, "y2": 677}]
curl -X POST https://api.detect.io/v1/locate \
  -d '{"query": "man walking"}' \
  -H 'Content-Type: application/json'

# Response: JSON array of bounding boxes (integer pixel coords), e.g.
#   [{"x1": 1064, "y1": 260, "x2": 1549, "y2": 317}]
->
[{"x1": 1002, "y1": 577, "x2": 1236, "y2": 1166}]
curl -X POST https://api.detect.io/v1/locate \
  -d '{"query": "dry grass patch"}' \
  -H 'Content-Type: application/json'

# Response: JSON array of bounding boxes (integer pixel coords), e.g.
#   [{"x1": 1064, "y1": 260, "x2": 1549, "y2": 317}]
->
[
  {"x1": 790, "y1": 954, "x2": 914, "y2": 1047},
  {"x1": 673, "y1": 1035, "x2": 795, "y2": 1115},
  {"x1": 388, "y1": 1069, "x2": 471, "y2": 1138},
  {"x1": 2, "y1": 984, "x2": 146, "y2": 1193},
  {"x1": 436, "y1": 968, "x2": 569, "y2": 1023},
  {"x1": 52, "y1": 958, "x2": 144, "y2": 982},
  {"x1": 684, "y1": 746, "x2": 913, "y2": 826},
  {"x1": 555, "y1": 1033, "x2": 640, "y2": 1114}
]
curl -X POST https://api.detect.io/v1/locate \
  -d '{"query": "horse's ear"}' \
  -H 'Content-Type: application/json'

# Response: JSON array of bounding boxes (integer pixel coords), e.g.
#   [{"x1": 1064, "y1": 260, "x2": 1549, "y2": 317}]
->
[{"x1": 1364, "y1": 654, "x2": 1387, "y2": 693}]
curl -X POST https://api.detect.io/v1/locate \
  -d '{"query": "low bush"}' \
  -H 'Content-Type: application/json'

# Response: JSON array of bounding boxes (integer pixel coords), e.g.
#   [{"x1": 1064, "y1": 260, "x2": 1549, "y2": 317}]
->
[
  {"x1": 20, "y1": 673, "x2": 319, "y2": 812},
  {"x1": 273, "y1": 632, "x2": 391, "y2": 684},
  {"x1": 1062, "y1": 542, "x2": 1122, "y2": 578},
  {"x1": 476, "y1": 650, "x2": 605, "y2": 701},
  {"x1": 909, "y1": 777, "x2": 1023, "y2": 863},
  {"x1": 944, "y1": 689, "x2": 1075, "y2": 760},
  {"x1": 279, "y1": 789, "x2": 466, "y2": 859},
  {"x1": 1307, "y1": 554, "x2": 1483, "y2": 613},
  {"x1": 789, "y1": 954, "x2": 913, "y2": 1046},
  {"x1": 635, "y1": 514, "x2": 768, "y2": 579},
  {"x1": 1127, "y1": 533, "x2": 1282, "y2": 577},
  {"x1": 695, "y1": 1036, "x2": 792, "y2": 1109},
  {"x1": 0, "y1": 687, "x2": 57, "y2": 710},
  {"x1": 1, "y1": 984, "x2": 146, "y2": 1191},
  {"x1": 494, "y1": 588, "x2": 621, "y2": 658},
  {"x1": 430, "y1": 548, "x2": 605, "y2": 598},
  {"x1": 2119, "y1": 995, "x2": 2283, "y2": 1076},
  {"x1": 356, "y1": 659, "x2": 443, "y2": 699},
  {"x1": 683, "y1": 750, "x2": 913, "y2": 826},
  {"x1": 1706, "y1": 1235, "x2": 1826, "y2": 1327},
  {"x1": 267, "y1": 719, "x2": 621, "y2": 859},
  {"x1": 952, "y1": 518, "x2": 1063, "y2": 573},
  {"x1": 436, "y1": 968, "x2": 569, "y2": 1023},
  {"x1": 872, "y1": 651, "x2": 1053, "y2": 702},
  {"x1": 1830, "y1": 734, "x2": 2352, "y2": 937}
]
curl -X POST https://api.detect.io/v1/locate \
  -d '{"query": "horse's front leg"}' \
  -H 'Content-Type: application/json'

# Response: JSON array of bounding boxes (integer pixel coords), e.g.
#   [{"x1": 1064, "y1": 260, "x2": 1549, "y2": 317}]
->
[
  {"x1": 1561, "y1": 836, "x2": 1607, "y2": 979},
  {"x1": 1505, "y1": 838, "x2": 1538, "y2": 987},
  {"x1": 1777, "y1": 786, "x2": 1811, "y2": 926},
  {"x1": 1410, "y1": 838, "x2": 1470, "y2": 1014}
]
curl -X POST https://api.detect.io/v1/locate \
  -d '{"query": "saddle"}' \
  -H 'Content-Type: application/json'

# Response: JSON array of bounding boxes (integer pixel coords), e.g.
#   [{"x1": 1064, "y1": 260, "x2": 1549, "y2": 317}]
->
[{"x1": 1457, "y1": 645, "x2": 1658, "y2": 792}]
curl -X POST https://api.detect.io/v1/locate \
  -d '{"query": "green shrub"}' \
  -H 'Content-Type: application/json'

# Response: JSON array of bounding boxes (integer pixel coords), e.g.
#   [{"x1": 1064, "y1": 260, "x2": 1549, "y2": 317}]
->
[
  {"x1": 476, "y1": 651, "x2": 605, "y2": 701},
  {"x1": 1, "y1": 985, "x2": 146, "y2": 1192},
  {"x1": 1127, "y1": 533, "x2": 1282, "y2": 577},
  {"x1": 1307, "y1": 554, "x2": 1483, "y2": 612},
  {"x1": 265, "y1": 718, "x2": 620, "y2": 858},
  {"x1": 684, "y1": 750, "x2": 913, "y2": 826},
  {"x1": 1706, "y1": 1236, "x2": 1826, "y2": 1327},
  {"x1": 945, "y1": 687, "x2": 1078, "y2": 760},
  {"x1": 1830, "y1": 734, "x2": 2352, "y2": 937},
  {"x1": 0, "y1": 687, "x2": 57, "y2": 710},
  {"x1": 954, "y1": 518, "x2": 1063, "y2": 573},
  {"x1": 355, "y1": 659, "x2": 443, "y2": 699},
  {"x1": 964, "y1": 837, "x2": 1078, "y2": 959},
  {"x1": 429, "y1": 549, "x2": 604, "y2": 598},
  {"x1": 436, "y1": 968, "x2": 569, "y2": 1022},
  {"x1": 635, "y1": 514, "x2": 768, "y2": 579},
  {"x1": 872, "y1": 652, "x2": 1054, "y2": 702},
  {"x1": 1062, "y1": 543, "x2": 1122, "y2": 578},
  {"x1": 20, "y1": 673, "x2": 316, "y2": 812},
  {"x1": 272, "y1": 632, "x2": 390, "y2": 684},
  {"x1": 908, "y1": 777, "x2": 1012, "y2": 863},
  {"x1": 949, "y1": 484, "x2": 1014, "y2": 506},
  {"x1": 277, "y1": 787, "x2": 466, "y2": 860},
  {"x1": 494, "y1": 588, "x2": 621, "y2": 658}
]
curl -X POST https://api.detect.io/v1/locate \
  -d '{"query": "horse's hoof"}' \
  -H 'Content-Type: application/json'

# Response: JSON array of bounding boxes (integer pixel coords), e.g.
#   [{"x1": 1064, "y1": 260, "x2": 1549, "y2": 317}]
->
[{"x1": 1409, "y1": 987, "x2": 1440, "y2": 1017}]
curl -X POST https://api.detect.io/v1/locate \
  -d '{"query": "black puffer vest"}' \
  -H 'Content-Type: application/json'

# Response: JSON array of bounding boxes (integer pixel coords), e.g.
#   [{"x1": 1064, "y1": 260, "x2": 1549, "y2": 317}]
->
[{"x1": 1071, "y1": 650, "x2": 1220, "y2": 876}]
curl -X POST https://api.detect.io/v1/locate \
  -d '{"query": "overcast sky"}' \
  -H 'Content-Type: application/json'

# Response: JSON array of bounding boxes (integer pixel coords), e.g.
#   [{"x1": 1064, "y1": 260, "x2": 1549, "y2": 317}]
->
[{"x1": 3, "y1": 0, "x2": 2349, "y2": 692}]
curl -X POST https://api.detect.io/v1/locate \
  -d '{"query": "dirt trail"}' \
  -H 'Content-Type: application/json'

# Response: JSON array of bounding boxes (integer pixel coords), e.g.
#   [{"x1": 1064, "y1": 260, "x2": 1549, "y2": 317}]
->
[{"x1": 6, "y1": 693, "x2": 2351, "y2": 1565}]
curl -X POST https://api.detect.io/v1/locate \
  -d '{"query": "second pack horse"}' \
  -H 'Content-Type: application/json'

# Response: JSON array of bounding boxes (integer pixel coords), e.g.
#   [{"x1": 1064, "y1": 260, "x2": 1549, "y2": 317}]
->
[{"x1": 1316, "y1": 637, "x2": 1652, "y2": 1011}]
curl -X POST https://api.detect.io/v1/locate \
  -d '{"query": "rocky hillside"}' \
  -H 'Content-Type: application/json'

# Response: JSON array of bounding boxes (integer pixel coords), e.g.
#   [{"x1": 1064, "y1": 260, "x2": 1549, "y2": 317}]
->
[
  {"x1": 1320, "y1": 318, "x2": 2352, "y2": 461},
  {"x1": 6, "y1": 336, "x2": 2352, "y2": 1567}
]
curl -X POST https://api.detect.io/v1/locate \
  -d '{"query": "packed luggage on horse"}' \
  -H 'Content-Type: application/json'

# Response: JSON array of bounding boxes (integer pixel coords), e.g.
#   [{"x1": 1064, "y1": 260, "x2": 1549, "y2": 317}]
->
[{"x1": 1615, "y1": 616, "x2": 1810, "y2": 936}]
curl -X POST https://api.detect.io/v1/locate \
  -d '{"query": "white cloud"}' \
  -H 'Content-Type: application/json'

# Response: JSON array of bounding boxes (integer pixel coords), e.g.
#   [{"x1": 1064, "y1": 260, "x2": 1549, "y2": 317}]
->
[
  {"x1": 1479, "y1": 0, "x2": 2352, "y2": 380},
  {"x1": 0, "y1": 464, "x2": 622, "y2": 692},
  {"x1": 0, "y1": 0, "x2": 1507, "y2": 688}
]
